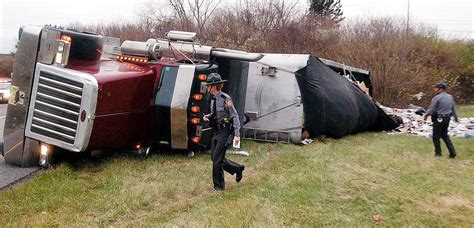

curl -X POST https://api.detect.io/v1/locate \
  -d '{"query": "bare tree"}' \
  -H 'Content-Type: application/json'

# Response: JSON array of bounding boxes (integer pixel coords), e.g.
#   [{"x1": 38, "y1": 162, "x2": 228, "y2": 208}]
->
[
  {"x1": 308, "y1": 0, "x2": 344, "y2": 23},
  {"x1": 140, "y1": 0, "x2": 221, "y2": 37},
  {"x1": 73, "y1": 1, "x2": 469, "y2": 106},
  {"x1": 168, "y1": 0, "x2": 193, "y2": 31},
  {"x1": 187, "y1": 0, "x2": 221, "y2": 34}
]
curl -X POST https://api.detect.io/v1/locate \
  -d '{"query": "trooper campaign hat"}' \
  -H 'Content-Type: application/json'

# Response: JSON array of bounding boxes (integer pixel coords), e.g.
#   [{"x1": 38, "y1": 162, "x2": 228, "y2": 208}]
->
[
  {"x1": 205, "y1": 73, "x2": 227, "y2": 85},
  {"x1": 434, "y1": 81, "x2": 447, "y2": 89}
]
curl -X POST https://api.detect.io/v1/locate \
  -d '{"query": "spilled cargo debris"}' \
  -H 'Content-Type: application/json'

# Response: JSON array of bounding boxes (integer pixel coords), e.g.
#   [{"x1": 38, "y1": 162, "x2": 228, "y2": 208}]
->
[{"x1": 380, "y1": 104, "x2": 474, "y2": 138}]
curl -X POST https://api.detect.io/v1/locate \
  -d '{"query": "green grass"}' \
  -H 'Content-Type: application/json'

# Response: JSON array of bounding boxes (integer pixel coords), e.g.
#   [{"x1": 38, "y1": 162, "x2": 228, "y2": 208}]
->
[
  {"x1": 0, "y1": 107, "x2": 472, "y2": 226},
  {"x1": 0, "y1": 133, "x2": 473, "y2": 226},
  {"x1": 458, "y1": 105, "x2": 474, "y2": 118}
]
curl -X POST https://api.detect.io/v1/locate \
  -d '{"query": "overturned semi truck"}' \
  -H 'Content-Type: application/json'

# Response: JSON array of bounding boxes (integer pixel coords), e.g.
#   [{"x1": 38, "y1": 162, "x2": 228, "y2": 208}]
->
[{"x1": 1, "y1": 25, "x2": 397, "y2": 167}]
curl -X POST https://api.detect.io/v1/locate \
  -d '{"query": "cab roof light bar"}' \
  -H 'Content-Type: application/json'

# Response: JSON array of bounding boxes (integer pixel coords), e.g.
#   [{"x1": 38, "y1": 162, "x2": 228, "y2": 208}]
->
[{"x1": 115, "y1": 55, "x2": 149, "y2": 65}]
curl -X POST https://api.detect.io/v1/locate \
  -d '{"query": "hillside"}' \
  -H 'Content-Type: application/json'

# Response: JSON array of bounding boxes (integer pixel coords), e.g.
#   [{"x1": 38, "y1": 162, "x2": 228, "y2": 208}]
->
[{"x1": 0, "y1": 132, "x2": 473, "y2": 226}]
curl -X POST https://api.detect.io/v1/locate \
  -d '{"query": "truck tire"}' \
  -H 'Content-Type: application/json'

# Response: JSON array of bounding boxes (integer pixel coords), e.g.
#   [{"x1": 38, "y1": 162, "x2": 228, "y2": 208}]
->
[
  {"x1": 186, "y1": 150, "x2": 195, "y2": 158},
  {"x1": 138, "y1": 145, "x2": 151, "y2": 157}
]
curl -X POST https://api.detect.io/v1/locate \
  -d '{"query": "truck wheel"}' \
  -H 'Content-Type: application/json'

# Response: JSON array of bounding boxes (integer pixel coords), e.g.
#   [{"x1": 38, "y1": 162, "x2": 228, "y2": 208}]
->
[
  {"x1": 138, "y1": 146, "x2": 151, "y2": 157},
  {"x1": 186, "y1": 150, "x2": 195, "y2": 158}
]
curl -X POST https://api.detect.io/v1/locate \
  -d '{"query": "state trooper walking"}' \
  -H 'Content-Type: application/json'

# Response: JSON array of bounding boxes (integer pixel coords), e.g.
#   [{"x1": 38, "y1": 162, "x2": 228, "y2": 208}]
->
[
  {"x1": 423, "y1": 81, "x2": 458, "y2": 158},
  {"x1": 203, "y1": 73, "x2": 245, "y2": 191}
]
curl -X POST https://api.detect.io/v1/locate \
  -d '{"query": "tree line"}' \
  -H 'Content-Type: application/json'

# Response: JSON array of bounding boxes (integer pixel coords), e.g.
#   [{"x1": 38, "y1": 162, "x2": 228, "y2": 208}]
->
[{"x1": 2, "y1": 0, "x2": 473, "y2": 106}]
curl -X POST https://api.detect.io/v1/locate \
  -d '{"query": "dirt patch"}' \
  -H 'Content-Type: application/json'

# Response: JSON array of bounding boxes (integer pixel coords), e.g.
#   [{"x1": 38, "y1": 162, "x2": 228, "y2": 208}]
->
[
  {"x1": 254, "y1": 149, "x2": 278, "y2": 170},
  {"x1": 413, "y1": 195, "x2": 474, "y2": 224},
  {"x1": 416, "y1": 195, "x2": 474, "y2": 213},
  {"x1": 439, "y1": 196, "x2": 474, "y2": 209}
]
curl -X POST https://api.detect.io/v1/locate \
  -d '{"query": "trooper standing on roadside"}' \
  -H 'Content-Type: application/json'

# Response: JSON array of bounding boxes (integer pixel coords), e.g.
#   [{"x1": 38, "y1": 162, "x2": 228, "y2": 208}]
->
[
  {"x1": 423, "y1": 81, "x2": 458, "y2": 158},
  {"x1": 203, "y1": 73, "x2": 245, "y2": 191}
]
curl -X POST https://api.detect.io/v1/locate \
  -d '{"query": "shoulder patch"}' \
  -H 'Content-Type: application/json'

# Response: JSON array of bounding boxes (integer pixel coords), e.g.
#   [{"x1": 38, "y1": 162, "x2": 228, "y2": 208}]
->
[
  {"x1": 220, "y1": 93, "x2": 228, "y2": 99},
  {"x1": 225, "y1": 98, "x2": 233, "y2": 108}
]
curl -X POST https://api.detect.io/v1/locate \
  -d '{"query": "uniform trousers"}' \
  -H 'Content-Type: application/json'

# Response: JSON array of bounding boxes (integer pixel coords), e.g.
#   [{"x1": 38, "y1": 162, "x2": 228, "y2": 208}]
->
[
  {"x1": 432, "y1": 116, "x2": 456, "y2": 156},
  {"x1": 211, "y1": 126, "x2": 242, "y2": 189}
]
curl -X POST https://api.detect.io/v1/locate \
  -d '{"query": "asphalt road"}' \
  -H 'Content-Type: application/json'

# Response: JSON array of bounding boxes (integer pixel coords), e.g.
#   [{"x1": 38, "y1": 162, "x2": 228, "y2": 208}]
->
[{"x1": 0, "y1": 104, "x2": 40, "y2": 190}]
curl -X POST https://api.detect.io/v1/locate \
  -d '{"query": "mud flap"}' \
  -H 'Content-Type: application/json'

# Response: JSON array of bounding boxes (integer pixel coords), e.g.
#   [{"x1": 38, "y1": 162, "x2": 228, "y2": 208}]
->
[
  {"x1": 3, "y1": 26, "x2": 43, "y2": 167},
  {"x1": 21, "y1": 138, "x2": 41, "y2": 167}
]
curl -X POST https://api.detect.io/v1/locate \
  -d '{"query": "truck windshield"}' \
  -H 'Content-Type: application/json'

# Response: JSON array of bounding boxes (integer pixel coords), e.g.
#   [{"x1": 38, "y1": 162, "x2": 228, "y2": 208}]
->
[{"x1": 153, "y1": 66, "x2": 179, "y2": 143}]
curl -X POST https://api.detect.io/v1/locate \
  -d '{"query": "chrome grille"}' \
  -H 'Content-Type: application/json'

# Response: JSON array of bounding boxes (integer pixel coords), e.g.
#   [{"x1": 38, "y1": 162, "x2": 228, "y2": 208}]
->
[{"x1": 30, "y1": 71, "x2": 84, "y2": 144}]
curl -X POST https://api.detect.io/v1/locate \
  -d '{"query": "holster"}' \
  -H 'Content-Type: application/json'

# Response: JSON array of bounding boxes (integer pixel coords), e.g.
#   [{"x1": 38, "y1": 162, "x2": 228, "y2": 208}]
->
[
  {"x1": 225, "y1": 132, "x2": 235, "y2": 147},
  {"x1": 215, "y1": 117, "x2": 233, "y2": 131}
]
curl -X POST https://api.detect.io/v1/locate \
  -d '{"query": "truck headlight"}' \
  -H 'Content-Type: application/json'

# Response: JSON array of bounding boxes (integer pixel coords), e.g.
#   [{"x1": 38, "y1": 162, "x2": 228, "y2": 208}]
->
[
  {"x1": 4, "y1": 89, "x2": 10, "y2": 99},
  {"x1": 39, "y1": 144, "x2": 50, "y2": 167}
]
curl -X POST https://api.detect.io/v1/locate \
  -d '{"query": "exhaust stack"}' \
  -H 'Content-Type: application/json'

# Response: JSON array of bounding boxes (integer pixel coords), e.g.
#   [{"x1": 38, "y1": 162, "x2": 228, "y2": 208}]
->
[
  {"x1": 210, "y1": 48, "x2": 264, "y2": 61},
  {"x1": 119, "y1": 31, "x2": 263, "y2": 62}
]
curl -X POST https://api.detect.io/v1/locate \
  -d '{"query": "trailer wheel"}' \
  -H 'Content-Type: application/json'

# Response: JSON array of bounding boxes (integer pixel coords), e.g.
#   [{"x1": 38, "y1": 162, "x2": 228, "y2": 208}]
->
[
  {"x1": 186, "y1": 150, "x2": 195, "y2": 158},
  {"x1": 138, "y1": 145, "x2": 152, "y2": 157}
]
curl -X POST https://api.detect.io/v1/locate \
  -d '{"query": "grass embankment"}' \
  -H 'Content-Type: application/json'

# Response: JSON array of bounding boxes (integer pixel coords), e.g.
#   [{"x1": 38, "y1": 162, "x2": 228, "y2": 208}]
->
[
  {"x1": 458, "y1": 105, "x2": 474, "y2": 118},
  {"x1": 1, "y1": 108, "x2": 473, "y2": 226},
  {"x1": 1, "y1": 134, "x2": 473, "y2": 226}
]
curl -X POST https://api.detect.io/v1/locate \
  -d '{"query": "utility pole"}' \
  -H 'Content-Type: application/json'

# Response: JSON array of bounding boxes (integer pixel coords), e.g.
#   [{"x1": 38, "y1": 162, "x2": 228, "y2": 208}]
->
[{"x1": 406, "y1": 0, "x2": 410, "y2": 36}]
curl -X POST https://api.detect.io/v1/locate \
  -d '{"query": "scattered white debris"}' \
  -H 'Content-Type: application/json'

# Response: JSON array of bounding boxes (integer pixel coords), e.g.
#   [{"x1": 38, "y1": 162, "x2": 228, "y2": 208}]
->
[
  {"x1": 301, "y1": 138, "x2": 314, "y2": 145},
  {"x1": 466, "y1": 130, "x2": 474, "y2": 138},
  {"x1": 381, "y1": 104, "x2": 474, "y2": 138},
  {"x1": 413, "y1": 92, "x2": 424, "y2": 101},
  {"x1": 226, "y1": 150, "x2": 250, "y2": 156}
]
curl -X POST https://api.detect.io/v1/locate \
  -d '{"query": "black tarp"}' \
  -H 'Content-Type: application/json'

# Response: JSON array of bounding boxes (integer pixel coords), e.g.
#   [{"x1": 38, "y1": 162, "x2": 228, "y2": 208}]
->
[{"x1": 296, "y1": 56, "x2": 398, "y2": 138}]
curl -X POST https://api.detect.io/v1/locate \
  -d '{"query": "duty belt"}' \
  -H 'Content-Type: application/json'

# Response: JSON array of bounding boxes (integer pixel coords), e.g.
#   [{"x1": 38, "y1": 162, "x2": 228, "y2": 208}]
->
[
  {"x1": 216, "y1": 117, "x2": 232, "y2": 130},
  {"x1": 436, "y1": 113, "x2": 452, "y2": 118}
]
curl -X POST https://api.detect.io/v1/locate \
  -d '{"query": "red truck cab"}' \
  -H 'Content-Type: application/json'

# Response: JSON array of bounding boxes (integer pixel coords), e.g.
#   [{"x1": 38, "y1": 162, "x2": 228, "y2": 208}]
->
[
  {"x1": 2, "y1": 26, "x2": 248, "y2": 167},
  {"x1": 67, "y1": 58, "x2": 216, "y2": 153}
]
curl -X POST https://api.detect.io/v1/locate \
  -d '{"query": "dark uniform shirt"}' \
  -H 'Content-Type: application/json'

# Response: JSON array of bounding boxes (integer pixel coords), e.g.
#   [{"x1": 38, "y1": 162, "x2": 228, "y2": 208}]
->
[
  {"x1": 205, "y1": 91, "x2": 240, "y2": 136},
  {"x1": 426, "y1": 92, "x2": 458, "y2": 120}
]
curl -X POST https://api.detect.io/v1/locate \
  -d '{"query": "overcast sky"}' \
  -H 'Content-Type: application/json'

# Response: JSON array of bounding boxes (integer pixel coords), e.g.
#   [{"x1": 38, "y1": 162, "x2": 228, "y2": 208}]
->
[{"x1": 0, "y1": 0, "x2": 472, "y2": 54}]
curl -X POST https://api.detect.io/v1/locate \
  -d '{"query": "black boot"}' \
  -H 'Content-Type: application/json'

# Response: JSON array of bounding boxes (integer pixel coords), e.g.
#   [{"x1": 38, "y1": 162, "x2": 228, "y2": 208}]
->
[{"x1": 236, "y1": 166, "x2": 245, "y2": 183}]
